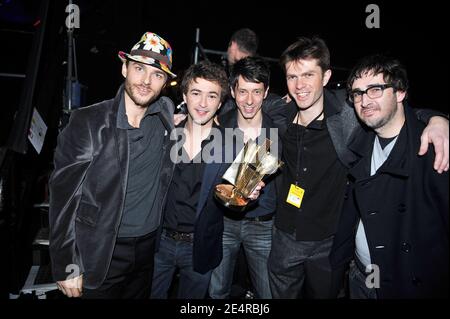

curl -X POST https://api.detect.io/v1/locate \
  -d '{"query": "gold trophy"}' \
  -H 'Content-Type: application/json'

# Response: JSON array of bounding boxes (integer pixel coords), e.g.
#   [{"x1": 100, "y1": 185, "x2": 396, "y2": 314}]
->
[{"x1": 214, "y1": 139, "x2": 283, "y2": 211}]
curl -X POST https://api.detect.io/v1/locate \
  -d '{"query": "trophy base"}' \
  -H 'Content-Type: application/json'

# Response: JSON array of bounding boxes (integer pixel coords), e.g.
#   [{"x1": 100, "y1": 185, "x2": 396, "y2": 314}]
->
[{"x1": 214, "y1": 184, "x2": 249, "y2": 212}]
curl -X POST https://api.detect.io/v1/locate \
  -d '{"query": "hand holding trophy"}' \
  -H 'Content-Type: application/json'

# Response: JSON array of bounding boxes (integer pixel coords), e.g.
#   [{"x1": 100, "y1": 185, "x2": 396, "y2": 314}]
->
[{"x1": 214, "y1": 139, "x2": 283, "y2": 211}]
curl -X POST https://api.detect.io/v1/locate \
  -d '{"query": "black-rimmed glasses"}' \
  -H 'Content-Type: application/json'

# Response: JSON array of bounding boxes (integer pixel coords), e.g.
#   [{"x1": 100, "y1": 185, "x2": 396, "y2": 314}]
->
[{"x1": 349, "y1": 84, "x2": 395, "y2": 103}]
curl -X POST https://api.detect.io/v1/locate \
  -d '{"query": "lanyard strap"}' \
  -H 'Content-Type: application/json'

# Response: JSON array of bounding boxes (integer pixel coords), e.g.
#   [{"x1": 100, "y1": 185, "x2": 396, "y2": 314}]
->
[{"x1": 295, "y1": 109, "x2": 324, "y2": 185}]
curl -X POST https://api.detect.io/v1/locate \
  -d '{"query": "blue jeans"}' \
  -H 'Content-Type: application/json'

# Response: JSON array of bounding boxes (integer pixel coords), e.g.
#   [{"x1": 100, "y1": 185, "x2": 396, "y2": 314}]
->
[
  {"x1": 209, "y1": 216, "x2": 273, "y2": 299},
  {"x1": 151, "y1": 230, "x2": 212, "y2": 299}
]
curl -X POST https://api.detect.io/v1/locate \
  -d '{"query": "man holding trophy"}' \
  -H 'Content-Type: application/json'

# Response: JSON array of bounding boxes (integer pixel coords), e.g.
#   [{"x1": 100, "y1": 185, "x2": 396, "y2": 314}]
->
[{"x1": 209, "y1": 57, "x2": 282, "y2": 299}]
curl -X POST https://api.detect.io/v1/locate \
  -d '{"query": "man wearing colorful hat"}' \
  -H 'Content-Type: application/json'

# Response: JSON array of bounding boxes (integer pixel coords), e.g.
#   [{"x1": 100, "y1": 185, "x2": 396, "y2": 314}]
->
[{"x1": 49, "y1": 32, "x2": 177, "y2": 298}]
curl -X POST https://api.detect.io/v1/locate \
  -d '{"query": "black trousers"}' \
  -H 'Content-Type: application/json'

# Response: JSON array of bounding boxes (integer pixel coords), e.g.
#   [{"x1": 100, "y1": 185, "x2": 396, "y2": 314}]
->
[
  {"x1": 348, "y1": 259, "x2": 377, "y2": 299},
  {"x1": 268, "y1": 226, "x2": 337, "y2": 299},
  {"x1": 82, "y1": 230, "x2": 157, "y2": 299}
]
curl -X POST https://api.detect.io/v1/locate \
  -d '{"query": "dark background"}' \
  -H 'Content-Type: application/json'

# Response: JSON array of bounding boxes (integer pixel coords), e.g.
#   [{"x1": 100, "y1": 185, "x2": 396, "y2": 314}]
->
[
  {"x1": 0, "y1": 0, "x2": 448, "y2": 297},
  {"x1": 1, "y1": 0, "x2": 449, "y2": 112}
]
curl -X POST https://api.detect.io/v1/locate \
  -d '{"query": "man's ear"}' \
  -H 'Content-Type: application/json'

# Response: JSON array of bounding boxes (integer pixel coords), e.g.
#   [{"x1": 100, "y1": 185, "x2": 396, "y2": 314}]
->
[
  {"x1": 121, "y1": 62, "x2": 128, "y2": 78},
  {"x1": 163, "y1": 74, "x2": 170, "y2": 88},
  {"x1": 230, "y1": 86, "x2": 236, "y2": 99},
  {"x1": 396, "y1": 90, "x2": 406, "y2": 103},
  {"x1": 264, "y1": 86, "x2": 270, "y2": 99},
  {"x1": 322, "y1": 69, "x2": 332, "y2": 87}
]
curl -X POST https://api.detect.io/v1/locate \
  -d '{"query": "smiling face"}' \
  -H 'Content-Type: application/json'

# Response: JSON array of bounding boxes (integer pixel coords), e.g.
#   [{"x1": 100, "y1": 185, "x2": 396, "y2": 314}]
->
[
  {"x1": 184, "y1": 77, "x2": 222, "y2": 126},
  {"x1": 285, "y1": 59, "x2": 331, "y2": 112},
  {"x1": 232, "y1": 75, "x2": 268, "y2": 121},
  {"x1": 351, "y1": 72, "x2": 406, "y2": 136},
  {"x1": 122, "y1": 61, "x2": 167, "y2": 107}
]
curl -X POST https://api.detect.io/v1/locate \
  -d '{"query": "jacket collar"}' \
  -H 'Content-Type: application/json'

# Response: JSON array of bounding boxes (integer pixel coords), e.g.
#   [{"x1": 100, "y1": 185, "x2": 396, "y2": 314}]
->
[
  {"x1": 347, "y1": 105, "x2": 421, "y2": 181},
  {"x1": 111, "y1": 83, "x2": 125, "y2": 124},
  {"x1": 218, "y1": 108, "x2": 238, "y2": 128},
  {"x1": 323, "y1": 88, "x2": 342, "y2": 118}
]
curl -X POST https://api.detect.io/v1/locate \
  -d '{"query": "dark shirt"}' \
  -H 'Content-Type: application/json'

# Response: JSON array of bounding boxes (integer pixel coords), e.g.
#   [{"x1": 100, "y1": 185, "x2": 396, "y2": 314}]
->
[
  {"x1": 117, "y1": 95, "x2": 166, "y2": 237},
  {"x1": 163, "y1": 155, "x2": 205, "y2": 233},
  {"x1": 163, "y1": 122, "x2": 218, "y2": 233},
  {"x1": 276, "y1": 107, "x2": 348, "y2": 241},
  {"x1": 378, "y1": 135, "x2": 398, "y2": 149}
]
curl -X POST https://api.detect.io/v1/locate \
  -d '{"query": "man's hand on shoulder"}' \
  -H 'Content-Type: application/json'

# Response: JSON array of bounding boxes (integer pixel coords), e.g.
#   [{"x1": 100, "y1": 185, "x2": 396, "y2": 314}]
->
[{"x1": 419, "y1": 116, "x2": 449, "y2": 173}]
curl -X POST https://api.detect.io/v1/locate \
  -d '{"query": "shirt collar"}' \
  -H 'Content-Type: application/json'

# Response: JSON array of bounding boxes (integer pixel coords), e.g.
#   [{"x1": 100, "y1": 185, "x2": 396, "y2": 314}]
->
[
  {"x1": 176, "y1": 118, "x2": 220, "y2": 143},
  {"x1": 116, "y1": 93, "x2": 162, "y2": 129},
  {"x1": 294, "y1": 90, "x2": 341, "y2": 130}
]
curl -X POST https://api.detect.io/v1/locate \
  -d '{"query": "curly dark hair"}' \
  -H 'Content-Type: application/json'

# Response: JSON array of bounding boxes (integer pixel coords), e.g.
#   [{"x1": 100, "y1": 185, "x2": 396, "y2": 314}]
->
[{"x1": 181, "y1": 60, "x2": 229, "y2": 102}]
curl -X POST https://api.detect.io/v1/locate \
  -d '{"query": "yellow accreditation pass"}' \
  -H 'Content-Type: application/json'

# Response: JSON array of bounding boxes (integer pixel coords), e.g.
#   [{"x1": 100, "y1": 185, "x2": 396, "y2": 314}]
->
[{"x1": 286, "y1": 184, "x2": 305, "y2": 208}]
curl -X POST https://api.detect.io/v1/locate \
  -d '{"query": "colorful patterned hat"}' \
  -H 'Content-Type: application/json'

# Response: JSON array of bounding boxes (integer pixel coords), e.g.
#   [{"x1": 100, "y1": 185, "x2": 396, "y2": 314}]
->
[{"x1": 118, "y1": 32, "x2": 176, "y2": 78}]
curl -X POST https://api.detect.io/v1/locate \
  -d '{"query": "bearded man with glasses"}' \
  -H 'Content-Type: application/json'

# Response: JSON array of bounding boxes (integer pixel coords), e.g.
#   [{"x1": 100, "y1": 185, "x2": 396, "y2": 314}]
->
[{"x1": 331, "y1": 54, "x2": 448, "y2": 299}]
